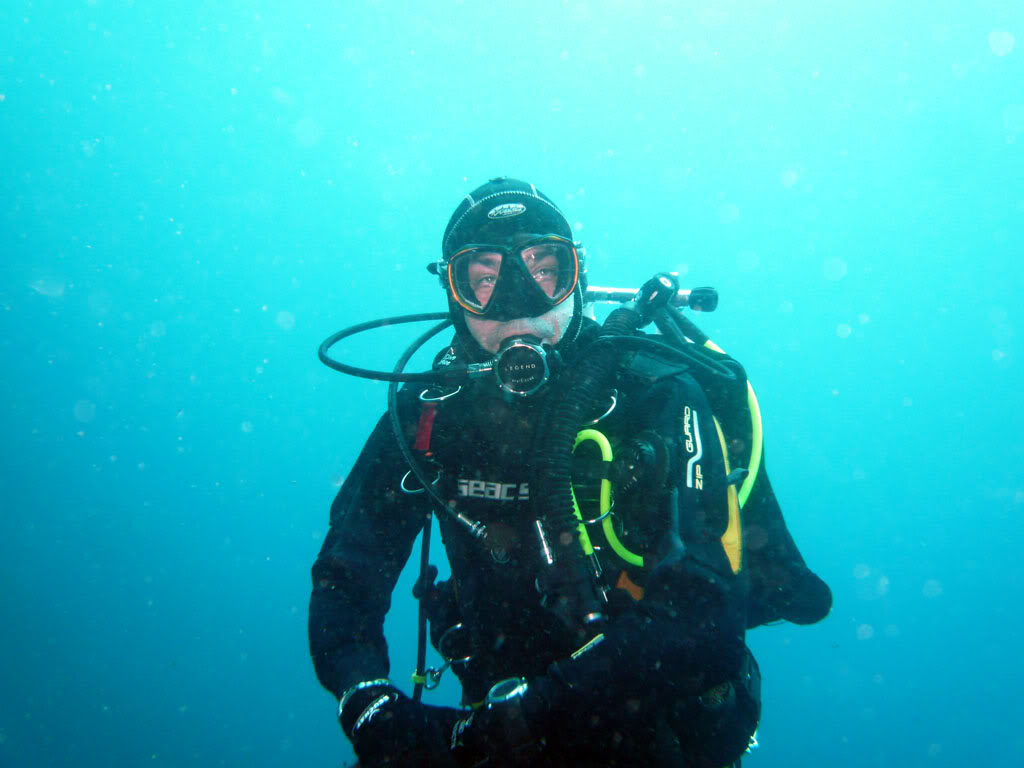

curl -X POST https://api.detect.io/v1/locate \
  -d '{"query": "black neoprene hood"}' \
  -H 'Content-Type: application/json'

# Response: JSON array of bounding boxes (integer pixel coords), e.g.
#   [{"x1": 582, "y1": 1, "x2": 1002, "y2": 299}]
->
[{"x1": 441, "y1": 177, "x2": 573, "y2": 260}]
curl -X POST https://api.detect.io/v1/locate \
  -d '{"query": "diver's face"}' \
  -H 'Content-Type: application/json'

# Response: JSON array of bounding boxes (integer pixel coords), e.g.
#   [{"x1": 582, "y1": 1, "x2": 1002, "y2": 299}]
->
[
  {"x1": 463, "y1": 241, "x2": 563, "y2": 310},
  {"x1": 463, "y1": 294, "x2": 575, "y2": 354},
  {"x1": 452, "y1": 231, "x2": 577, "y2": 353}
]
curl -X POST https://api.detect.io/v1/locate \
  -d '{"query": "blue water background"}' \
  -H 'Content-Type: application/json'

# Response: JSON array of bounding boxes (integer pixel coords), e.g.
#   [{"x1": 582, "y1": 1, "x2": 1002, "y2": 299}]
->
[{"x1": 2, "y1": 1, "x2": 1022, "y2": 765}]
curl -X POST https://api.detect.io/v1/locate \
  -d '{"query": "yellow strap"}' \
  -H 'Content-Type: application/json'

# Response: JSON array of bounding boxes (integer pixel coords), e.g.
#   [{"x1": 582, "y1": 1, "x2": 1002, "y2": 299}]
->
[
  {"x1": 737, "y1": 381, "x2": 762, "y2": 509},
  {"x1": 702, "y1": 339, "x2": 763, "y2": 510},
  {"x1": 714, "y1": 417, "x2": 743, "y2": 574}
]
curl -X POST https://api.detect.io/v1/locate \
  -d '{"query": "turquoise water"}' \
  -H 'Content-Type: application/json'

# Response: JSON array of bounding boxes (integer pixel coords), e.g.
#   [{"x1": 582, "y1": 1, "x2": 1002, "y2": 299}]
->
[{"x1": 2, "y1": 1, "x2": 1022, "y2": 765}]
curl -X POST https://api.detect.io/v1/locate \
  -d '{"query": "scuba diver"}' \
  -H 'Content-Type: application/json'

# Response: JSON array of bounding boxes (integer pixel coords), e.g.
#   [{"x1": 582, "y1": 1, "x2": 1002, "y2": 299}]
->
[{"x1": 309, "y1": 177, "x2": 832, "y2": 767}]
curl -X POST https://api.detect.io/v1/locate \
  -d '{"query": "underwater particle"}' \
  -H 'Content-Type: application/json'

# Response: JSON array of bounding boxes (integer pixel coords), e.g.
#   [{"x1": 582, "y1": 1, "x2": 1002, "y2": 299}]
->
[
  {"x1": 922, "y1": 579, "x2": 943, "y2": 598},
  {"x1": 275, "y1": 310, "x2": 295, "y2": 331},
  {"x1": 294, "y1": 116, "x2": 322, "y2": 147},
  {"x1": 73, "y1": 400, "x2": 96, "y2": 423},
  {"x1": 927, "y1": 743, "x2": 942, "y2": 757},
  {"x1": 779, "y1": 300, "x2": 794, "y2": 314},
  {"x1": 150, "y1": 321, "x2": 166, "y2": 338},
  {"x1": 822, "y1": 257, "x2": 847, "y2": 281},
  {"x1": 876, "y1": 575, "x2": 889, "y2": 596},
  {"x1": 1004, "y1": 104, "x2": 1024, "y2": 138},
  {"x1": 0, "y1": 93, "x2": 5, "y2": 101},
  {"x1": 858, "y1": 313, "x2": 870, "y2": 324},
  {"x1": 241, "y1": 420, "x2": 254, "y2": 433},
  {"x1": 992, "y1": 349, "x2": 1007, "y2": 361},
  {"x1": 88, "y1": 291, "x2": 113, "y2": 316},
  {"x1": 853, "y1": 563, "x2": 871, "y2": 579},
  {"x1": 836, "y1": 323, "x2": 852, "y2": 339},
  {"x1": 718, "y1": 203, "x2": 740, "y2": 223},
  {"x1": 988, "y1": 29, "x2": 1015, "y2": 57},
  {"x1": 780, "y1": 169, "x2": 799, "y2": 187},
  {"x1": 989, "y1": 305, "x2": 1011, "y2": 329},
  {"x1": 856, "y1": 623, "x2": 874, "y2": 640},
  {"x1": 30, "y1": 278, "x2": 65, "y2": 297},
  {"x1": 737, "y1": 250, "x2": 760, "y2": 272}
]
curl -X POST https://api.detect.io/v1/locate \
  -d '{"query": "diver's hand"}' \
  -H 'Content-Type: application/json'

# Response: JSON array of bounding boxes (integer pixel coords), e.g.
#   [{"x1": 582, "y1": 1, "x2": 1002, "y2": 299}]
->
[
  {"x1": 339, "y1": 684, "x2": 460, "y2": 767},
  {"x1": 450, "y1": 677, "x2": 562, "y2": 767}
]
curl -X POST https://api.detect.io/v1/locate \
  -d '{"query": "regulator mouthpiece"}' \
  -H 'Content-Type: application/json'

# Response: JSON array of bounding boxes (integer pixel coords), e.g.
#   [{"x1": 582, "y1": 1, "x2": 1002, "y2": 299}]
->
[{"x1": 492, "y1": 336, "x2": 552, "y2": 397}]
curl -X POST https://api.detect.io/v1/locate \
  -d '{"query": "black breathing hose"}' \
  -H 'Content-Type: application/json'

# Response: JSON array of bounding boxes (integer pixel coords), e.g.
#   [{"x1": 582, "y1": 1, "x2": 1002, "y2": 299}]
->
[
  {"x1": 319, "y1": 312, "x2": 460, "y2": 383},
  {"x1": 530, "y1": 306, "x2": 645, "y2": 624},
  {"x1": 383, "y1": 318, "x2": 450, "y2": 702}
]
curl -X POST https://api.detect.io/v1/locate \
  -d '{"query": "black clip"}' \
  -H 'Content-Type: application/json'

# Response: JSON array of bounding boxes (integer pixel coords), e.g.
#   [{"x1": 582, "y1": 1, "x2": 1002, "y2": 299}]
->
[{"x1": 635, "y1": 272, "x2": 679, "y2": 326}]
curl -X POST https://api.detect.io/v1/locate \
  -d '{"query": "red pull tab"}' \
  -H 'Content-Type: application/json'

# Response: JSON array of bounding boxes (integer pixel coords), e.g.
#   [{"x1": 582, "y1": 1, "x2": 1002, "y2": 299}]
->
[{"x1": 413, "y1": 402, "x2": 438, "y2": 454}]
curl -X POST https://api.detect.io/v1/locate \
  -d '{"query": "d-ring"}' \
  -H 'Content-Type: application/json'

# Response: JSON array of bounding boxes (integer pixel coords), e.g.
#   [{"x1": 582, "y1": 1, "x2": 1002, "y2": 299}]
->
[
  {"x1": 420, "y1": 386, "x2": 462, "y2": 402},
  {"x1": 582, "y1": 501, "x2": 614, "y2": 525},
  {"x1": 584, "y1": 390, "x2": 618, "y2": 425},
  {"x1": 438, "y1": 622, "x2": 475, "y2": 666},
  {"x1": 401, "y1": 469, "x2": 441, "y2": 494}
]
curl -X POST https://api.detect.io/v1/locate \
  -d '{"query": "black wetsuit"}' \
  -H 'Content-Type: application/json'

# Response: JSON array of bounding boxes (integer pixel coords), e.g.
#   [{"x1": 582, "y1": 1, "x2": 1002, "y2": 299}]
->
[{"x1": 309, "y1": 327, "x2": 830, "y2": 767}]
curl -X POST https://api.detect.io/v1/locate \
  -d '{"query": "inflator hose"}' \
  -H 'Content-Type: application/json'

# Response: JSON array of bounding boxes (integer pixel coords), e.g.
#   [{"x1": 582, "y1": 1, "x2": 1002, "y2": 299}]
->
[{"x1": 530, "y1": 307, "x2": 643, "y2": 622}]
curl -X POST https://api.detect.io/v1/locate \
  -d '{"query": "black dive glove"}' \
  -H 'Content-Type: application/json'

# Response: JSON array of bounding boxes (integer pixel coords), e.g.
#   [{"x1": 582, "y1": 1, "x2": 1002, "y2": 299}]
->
[
  {"x1": 339, "y1": 682, "x2": 461, "y2": 768},
  {"x1": 450, "y1": 676, "x2": 563, "y2": 767}
]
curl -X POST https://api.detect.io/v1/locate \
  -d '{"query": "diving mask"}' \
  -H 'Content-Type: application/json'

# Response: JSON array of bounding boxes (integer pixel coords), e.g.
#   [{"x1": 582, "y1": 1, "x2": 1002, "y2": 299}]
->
[{"x1": 444, "y1": 236, "x2": 579, "y2": 321}]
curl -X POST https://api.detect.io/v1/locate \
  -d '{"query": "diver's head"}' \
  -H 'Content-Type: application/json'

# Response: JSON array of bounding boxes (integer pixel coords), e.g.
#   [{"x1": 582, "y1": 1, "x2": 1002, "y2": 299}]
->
[{"x1": 431, "y1": 177, "x2": 586, "y2": 356}]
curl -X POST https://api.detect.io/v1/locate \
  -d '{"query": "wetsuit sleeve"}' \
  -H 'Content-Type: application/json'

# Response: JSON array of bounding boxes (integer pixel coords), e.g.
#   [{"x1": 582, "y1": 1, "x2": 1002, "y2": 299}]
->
[
  {"x1": 703, "y1": 355, "x2": 833, "y2": 628},
  {"x1": 308, "y1": 409, "x2": 429, "y2": 699},
  {"x1": 742, "y1": 447, "x2": 833, "y2": 627}
]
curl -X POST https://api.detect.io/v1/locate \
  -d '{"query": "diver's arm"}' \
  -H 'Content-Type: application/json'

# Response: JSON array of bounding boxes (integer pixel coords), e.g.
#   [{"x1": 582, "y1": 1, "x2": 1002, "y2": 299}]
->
[
  {"x1": 551, "y1": 505, "x2": 747, "y2": 704},
  {"x1": 742, "y1": 446, "x2": 833, "y2": 627},
  {"x1": 697, "y1": 351, "x2": 831, "y2": 628},
  {"x1": 308, "y1": 411, "x2": 428, "y2": 699}
]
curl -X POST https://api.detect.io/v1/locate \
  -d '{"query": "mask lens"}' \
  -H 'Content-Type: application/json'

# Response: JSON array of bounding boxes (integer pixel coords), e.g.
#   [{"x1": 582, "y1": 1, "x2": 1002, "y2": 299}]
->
[
  {"x1": 450, "y1": 249, "x2": 503, "y2": 311},
  {"x1": 518, "y1": 241, "x2": 576, "y2": 303},
  {"x1": 448, "y1": 239, "x2": 578, "y2": 316}
]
